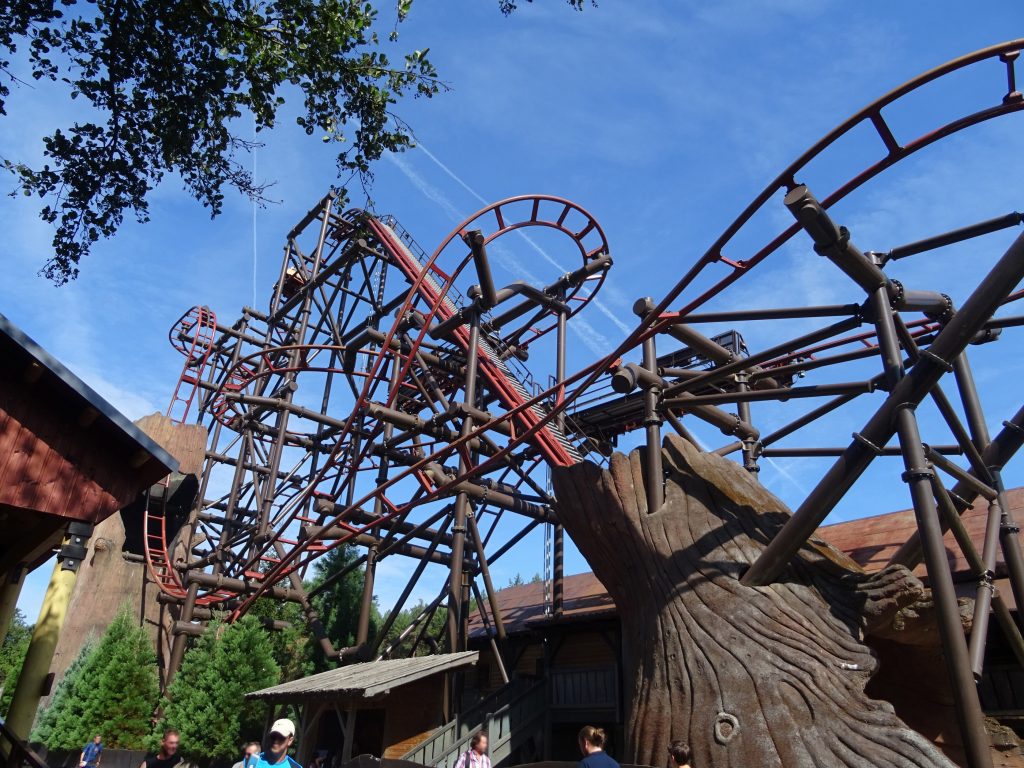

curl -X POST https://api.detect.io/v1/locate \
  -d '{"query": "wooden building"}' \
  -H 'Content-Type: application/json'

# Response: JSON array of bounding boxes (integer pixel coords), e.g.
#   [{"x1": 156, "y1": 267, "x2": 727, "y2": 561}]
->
[
  {"x1": 247, "y1": 652, "x2": 480, "y2": 767},
  {"x1": 0, "y1": 313, "x2": 177, "y2": 599},
  {"x1": 465, "y1": 573, "x2": 619, "y2": 762}
]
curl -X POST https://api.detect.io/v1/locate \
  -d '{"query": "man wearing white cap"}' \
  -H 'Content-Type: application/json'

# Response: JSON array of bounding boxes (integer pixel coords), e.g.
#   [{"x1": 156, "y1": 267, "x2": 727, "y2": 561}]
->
[{"x1": 252, "y1": 719, "x2": 302, "y2": 768}]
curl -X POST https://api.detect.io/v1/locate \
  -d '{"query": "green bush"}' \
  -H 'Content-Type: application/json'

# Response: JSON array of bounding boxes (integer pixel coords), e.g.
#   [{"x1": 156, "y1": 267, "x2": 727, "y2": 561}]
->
[{"x1": 158, "y1": 616, "x2": 279, "y2": 762}]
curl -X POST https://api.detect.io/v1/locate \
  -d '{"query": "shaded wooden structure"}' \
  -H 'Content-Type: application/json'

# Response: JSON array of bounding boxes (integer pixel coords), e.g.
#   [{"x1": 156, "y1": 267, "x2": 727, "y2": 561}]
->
[
  {"x1": 247, "y1": 652, "x2": 479, "y2": 767},
  {"x1": 0, "y1": 314, "x2": 177, "y2": 595},
  {"x1": 0, "y1": 312, "x2": 177, "y2": 743}
]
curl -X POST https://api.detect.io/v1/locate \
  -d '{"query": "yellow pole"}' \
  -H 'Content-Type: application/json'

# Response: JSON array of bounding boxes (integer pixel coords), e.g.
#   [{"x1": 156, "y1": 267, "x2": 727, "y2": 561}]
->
[
  {"x1": 0, "y1": 566, "x2": 26, "y2": 643},
  {"x1": 3, "y1": 523, "x2": 92, "y2": 742}
]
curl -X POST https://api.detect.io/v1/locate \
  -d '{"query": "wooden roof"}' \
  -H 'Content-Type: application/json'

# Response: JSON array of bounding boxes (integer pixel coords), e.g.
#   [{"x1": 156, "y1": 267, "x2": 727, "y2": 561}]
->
[
  {"x1": 0, "y1": 314, "x2": 179, "y2": 576},
  {"x1": 468, "y1": 573, "x2": 615, "y2": 639},
  {"x1": 246, "y1": 652, "x2": 479, "y2": 703},
  {"x1": 0, "y1": 313, "x2": 176, "y2": 523},
  {"x1": 818, "y1": 487, "x2": 1024, "y2": 580}
]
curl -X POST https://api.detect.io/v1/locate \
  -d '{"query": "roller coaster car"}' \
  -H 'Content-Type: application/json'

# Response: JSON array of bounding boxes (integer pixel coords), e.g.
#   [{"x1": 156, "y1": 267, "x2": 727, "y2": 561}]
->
[
  {"x1": 570, "y1": 329, "x2": 774, "y2": 443},
  {"x1": 280, "y1": 266, "x2": 309, "y2": 299}
]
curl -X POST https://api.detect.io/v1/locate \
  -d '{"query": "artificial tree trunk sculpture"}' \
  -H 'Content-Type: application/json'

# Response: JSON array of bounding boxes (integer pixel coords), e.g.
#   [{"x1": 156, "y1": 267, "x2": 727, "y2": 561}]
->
[{"x1": 551, "y1": 434, "x2": 957, "y2": 768}]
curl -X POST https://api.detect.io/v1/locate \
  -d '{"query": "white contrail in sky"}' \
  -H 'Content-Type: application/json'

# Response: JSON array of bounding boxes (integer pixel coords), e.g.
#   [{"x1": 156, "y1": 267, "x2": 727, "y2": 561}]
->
[
  {"x1": 411, "y1": 141, "x2": 633, "y2": 336},
  {"x1": 762, "y1": 456, "x2": 810, "y2": 497},
  {"x1": 669, "y1": 425, "x2": 809, "y2": 498}
]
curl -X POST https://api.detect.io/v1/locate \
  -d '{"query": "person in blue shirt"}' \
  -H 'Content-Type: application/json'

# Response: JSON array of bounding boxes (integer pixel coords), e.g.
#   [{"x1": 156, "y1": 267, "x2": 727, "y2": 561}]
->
[
  {"x1": 253, "y1": 718, "x2": 302, "y2": 768},
  {"x1": 79, "y1": 735, "x2": 103, "y2": 768},
  {"x1": 577, "y1": 726, "x2": 619, "y2": 768}
]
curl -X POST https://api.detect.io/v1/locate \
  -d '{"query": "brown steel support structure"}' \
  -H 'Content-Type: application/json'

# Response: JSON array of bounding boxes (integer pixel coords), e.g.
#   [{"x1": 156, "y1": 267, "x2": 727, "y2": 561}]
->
[
  {"x1": 889, "y1": 404, "x2": 1024, "y2": 567},
  {"x1": 739, "y1": 186, "x2": 1024, "y2": 767},
  {"x1": 744, "y1": 206, "x2": 1024, "y2": 588}
]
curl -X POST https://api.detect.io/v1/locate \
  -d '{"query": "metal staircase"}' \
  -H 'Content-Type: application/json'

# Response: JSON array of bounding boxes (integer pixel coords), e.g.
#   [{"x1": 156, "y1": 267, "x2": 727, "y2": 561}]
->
[{"x1": 401, "y1": 679, "x2": 547, "y2": 768}]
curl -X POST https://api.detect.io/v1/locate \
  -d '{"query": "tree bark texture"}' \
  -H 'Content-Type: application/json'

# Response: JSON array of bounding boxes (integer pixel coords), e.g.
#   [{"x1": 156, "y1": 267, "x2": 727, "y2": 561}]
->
[{"x1": 551, "y1": 434, "x2": 956, "y2": 768}]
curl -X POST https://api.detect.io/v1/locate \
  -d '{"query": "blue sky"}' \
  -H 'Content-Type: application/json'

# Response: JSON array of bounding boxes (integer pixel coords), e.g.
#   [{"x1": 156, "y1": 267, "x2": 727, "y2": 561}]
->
[{"x1": 3, "y1": 1, "x2": 1023, "y2": 623}]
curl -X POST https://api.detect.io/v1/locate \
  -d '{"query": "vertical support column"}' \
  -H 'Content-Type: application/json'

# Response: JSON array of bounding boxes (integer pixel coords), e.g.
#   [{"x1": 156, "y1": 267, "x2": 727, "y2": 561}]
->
[
  {"x1": 4, "y1": 522, "x2": 93, "y2": 742},
  {"x1": 166, "y1": 580, "x2": 199, "y2": 687},
  {"x1": 954, "y1": 352, "x2": 1024, "y2": 617},
  {"x1": 447, "y1": 311, "x2": 481, "y2": 717},
  {"x1": 895, "y1": 406, "x2": 993, "y2": 768},
  {"x1": 553, "y1": 526, "x2": 564, "y2": 618},
  {"x1": 0, "y1": 565, "x2": 26, "y2": 643},
  {"x1": 356, "y1": 544, "x2": 377, "y2": 648},
  {"x1": 969, "y1": 494, "x2": 1003, "y2": 676},
  {"x1": 448, "y1": 312, "x2": 481, "y2": 654},
  {"x1": 354, "y1": 350, "x2": 403, "y2": 656},
  {"x1": 735, "y1": 373, "x2": 759, "y2": 474},
  {"x1": 635, "y1": 299, "x2": 664, "y2": 511},
  {"x1": 553, "y1": 305, "x2": 567, "y2": 617},
  {"x1": 868, "y1": 286, "x2": 991, "y2": 768}
]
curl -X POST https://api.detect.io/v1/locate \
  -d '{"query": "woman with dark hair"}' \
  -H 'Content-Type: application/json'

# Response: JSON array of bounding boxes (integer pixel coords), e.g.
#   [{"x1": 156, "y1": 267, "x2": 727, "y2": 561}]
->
[{"x1": 577, "y1": 726, "x2": 619, "y2": 768}]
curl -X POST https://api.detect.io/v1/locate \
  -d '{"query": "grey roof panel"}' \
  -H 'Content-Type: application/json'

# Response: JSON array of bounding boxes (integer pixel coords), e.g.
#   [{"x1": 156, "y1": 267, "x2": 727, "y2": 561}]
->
[{"x1": 247, "y1": 651, "x2": 479, "y2": 702}]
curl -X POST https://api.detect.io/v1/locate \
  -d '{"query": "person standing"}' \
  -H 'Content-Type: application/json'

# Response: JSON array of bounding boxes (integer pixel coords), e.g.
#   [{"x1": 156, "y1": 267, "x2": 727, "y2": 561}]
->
[
  {"x1": 453, "y1": 732, "x2": 490, "y2": 768},
  {"x1": 252, "y1": 719, "x2": 302, "y2": 768},
  {"x1": 79, "y1": 734, "x2": 103, "y2": 768},
  {"x1": 577, "y1": 726, "x2": 619, "y2": 768},
  {"x1": 667, "y1": 741, "x2": 692, "y2": 768},
  {"x1": 140, "y1": 730, "x2": 183, "y2": 768},
  {"x1": 233, "y1": 742, "x2": 262, "y2": 768}
]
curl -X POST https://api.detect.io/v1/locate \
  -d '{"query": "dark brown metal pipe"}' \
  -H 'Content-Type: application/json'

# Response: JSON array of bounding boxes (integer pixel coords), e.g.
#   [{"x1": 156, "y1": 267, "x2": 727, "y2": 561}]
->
[
  {"x1": 466, "y1": 512, "x2": 506, "y2": 641},
  {"x1": 676, "y1": 381, "x2": 874, "y2": 406},
  {"x1": 784, "y1": 184, "x2": 890, "y2": 293},
  {"x1": 665, "y1": 315, "x2": 863, "y2": 399},
  {"x1": 893, "y1": 406, "x2": 993, "y2": 768},
  {"x1": 887, "y1": 211, "x2": 1023, "y2": 261},
  {"x1": 466, "y1": 230, "x2": 498, "y2": 309},
  {"x1": 425, "y1": 464, "x2": 554, "y2": 521},
  {"x1": 665, "y1": 323, "x2": 779, "y2": 389},
  {"x1": 682, "y1": 304, "x2": 862, "y2": 323},
  {"x1": 744, "y1": 229, "x2": 1024, "y2": 587},
  {"x1": 888, "y1": 403, "x2": 1024, "y2": 569},
  {"x1": 356, "y1": 544, "x2": 377, "y2": 646}
]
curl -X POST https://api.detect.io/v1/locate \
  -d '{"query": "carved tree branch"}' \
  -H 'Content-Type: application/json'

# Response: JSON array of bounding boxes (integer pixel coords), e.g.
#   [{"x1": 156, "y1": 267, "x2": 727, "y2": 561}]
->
[{"x1": 551, "y1": 435, "x2": 955, "y2": 768}]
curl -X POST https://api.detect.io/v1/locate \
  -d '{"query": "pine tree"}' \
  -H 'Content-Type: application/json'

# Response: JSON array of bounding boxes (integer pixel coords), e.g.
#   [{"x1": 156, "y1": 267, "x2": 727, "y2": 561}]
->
[
  {"x1": 85, "y1": 611, "x2": 160, "y2": 748},
  {"x1": 378, "y1": 600, "x2": 449, "y2": 658},
  {"x1": 0, "y1": 608, "x2": 33, "y2": 715},
  {"x1": 157, "y1": 621, "x2": 220, "y2": 759},
  {"x1": 31, "y1": 640, "x2": 95, "y2": 747},
  {"x1": 159, "y1": 617, "x2": 280, "y2": 762},
  {"x1": 38, "y1": 608, "x2": 159, "y2": 750},
  {"x1": 47, "y1": 641, "x2": 104, "y2": 750},
  {"x1": 249, "y1": 597, "x2": 312, "y2": 683}
]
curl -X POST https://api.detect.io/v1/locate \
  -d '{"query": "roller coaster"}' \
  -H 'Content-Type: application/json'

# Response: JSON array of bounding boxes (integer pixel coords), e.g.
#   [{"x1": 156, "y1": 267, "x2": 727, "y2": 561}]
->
[{"x1": 152, "y1": 40, "x2": 1024, "y2": 768}]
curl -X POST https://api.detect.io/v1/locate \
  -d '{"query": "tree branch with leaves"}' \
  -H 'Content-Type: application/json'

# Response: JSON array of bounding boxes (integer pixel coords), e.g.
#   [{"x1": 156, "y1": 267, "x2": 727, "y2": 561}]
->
[{"x1": 1, "y1": 0, "x2": 590, "y2": 284}]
